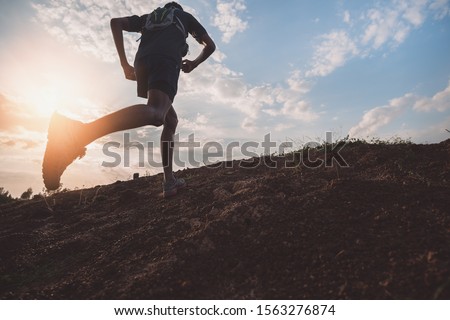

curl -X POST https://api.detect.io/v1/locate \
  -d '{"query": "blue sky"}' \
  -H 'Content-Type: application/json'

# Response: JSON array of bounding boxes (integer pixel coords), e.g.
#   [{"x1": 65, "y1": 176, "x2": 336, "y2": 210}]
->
[{"x1": 1, "y1": 0, "x2": 450, "y2": 196}]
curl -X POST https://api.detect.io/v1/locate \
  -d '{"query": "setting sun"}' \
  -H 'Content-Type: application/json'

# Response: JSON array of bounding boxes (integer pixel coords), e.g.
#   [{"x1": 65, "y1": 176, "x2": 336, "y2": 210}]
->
[
  {"x1": 24, "y1": 81, "x2": 67, "y2": 116},
  {"x1": 2, "y1": 31, "x2": 99, "y2": 121}
]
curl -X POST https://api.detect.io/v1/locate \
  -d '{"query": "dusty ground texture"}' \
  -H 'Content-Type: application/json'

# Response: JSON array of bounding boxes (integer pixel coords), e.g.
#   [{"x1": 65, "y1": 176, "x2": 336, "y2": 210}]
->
[{"x1": 1, "y1": 140, "x2": 450, "y2": 299}]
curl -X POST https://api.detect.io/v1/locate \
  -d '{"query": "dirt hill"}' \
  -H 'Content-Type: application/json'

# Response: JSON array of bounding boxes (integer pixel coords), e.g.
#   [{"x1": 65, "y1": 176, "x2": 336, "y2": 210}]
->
[{"x1": 1, "y1": 139, "x2": 450, "y2": 299}]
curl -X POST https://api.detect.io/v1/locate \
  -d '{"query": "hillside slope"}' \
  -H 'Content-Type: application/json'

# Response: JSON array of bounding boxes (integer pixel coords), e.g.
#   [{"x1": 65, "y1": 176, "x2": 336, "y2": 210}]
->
[{"x1": 1, "y1": 140, "x2": 450, "y2": 299}]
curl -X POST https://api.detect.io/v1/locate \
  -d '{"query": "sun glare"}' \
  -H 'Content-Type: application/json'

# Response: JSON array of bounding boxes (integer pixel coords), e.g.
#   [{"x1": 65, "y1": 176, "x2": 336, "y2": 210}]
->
[
  {"x1": 17, "y1": 67, "x2": 88, "y2": 119},
  {"x1": 27, "y1": 85, "x2": 62, "y2": 116},
  {"x1": 5, "y1": 39, "x2": 91, "y2": 119}
]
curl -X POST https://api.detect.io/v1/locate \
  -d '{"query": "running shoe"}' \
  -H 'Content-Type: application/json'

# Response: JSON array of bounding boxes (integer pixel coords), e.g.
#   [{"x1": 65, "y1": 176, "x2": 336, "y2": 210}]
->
[
  {"x1": 163, "y1": 177, "x2": 187, "y2": 198},
  {"x1": 42, "y1": 113, "x2": 86, "y2": 190}
]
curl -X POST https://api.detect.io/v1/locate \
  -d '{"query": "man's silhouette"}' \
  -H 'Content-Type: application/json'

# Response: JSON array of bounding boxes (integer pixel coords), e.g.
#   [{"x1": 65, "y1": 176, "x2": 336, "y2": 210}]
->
[{"x1": 42, "y1": 2, "x2": 216, "y2": 198}]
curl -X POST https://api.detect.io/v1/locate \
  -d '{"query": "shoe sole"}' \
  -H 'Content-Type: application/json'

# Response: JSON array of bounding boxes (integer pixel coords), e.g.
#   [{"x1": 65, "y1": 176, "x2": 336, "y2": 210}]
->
[
  {"x1": 163, "y1": 183, "x2": 187, "y2": 198},
  {"x1": 42, "y1": 113, "x2": 85, "y2": 191}
]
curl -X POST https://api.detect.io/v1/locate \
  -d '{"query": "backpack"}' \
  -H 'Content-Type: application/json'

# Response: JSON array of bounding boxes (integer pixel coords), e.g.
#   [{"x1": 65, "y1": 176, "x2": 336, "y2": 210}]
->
[{"x1": 143, "y1": 6, "x2": 189, "y2": 56}]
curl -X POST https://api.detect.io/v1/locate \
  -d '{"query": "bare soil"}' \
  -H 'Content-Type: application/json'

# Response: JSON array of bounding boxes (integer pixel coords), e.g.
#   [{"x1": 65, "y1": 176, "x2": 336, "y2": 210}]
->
[{"x1": 1, "y1": 140, "x2": 450, "y2": 299}]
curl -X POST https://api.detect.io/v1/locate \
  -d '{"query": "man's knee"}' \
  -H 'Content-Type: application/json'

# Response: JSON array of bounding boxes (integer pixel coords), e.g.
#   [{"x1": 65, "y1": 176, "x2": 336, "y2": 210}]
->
[
  {"x1": 165, "y1": 114, "x2": 178, "y2": 132},
  {"x1": 154, "y1": 119, "x2": 165, "y2": 127},
  {"x1": 146, "y1": 107, "x2": 165, "y2": 127}
]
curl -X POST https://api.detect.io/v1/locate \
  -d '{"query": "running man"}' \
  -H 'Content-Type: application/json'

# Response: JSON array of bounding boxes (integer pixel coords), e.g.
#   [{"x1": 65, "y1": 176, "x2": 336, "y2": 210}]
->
[{"x1": 42, "y1": 2, "x2": 216, "y2": 198}]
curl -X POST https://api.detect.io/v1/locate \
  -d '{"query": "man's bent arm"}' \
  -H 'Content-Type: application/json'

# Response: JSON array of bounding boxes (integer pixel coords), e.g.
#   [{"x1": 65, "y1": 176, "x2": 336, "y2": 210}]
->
[
  {"x1": 110, "y1": 17, "x2": 135, "y2": 80},
  {"x1": 182, "y1": 33, "x2": 216, "y2": 73}
]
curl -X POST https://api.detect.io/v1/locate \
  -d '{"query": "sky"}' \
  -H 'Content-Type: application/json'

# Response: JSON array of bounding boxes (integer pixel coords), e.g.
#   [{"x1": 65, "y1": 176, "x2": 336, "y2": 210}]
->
[{"x1": 0, "y1": 0, "x2": 450, "y2": 197}]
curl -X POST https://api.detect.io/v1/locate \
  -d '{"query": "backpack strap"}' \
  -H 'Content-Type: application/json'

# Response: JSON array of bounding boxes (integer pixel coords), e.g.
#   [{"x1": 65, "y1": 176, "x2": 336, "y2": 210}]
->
[
  {"x1": 173, "y1": 11, "x2": 187, "y2": 38},
  {"x1": 137, "y1": 8, "x2": 187, "y2": 42}
]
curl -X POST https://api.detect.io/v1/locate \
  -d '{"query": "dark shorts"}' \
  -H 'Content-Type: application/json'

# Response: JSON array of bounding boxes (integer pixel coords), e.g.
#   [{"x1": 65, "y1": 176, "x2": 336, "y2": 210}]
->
[{"x1": 134, "y1": 56, "x2": 180, "y2": 102}]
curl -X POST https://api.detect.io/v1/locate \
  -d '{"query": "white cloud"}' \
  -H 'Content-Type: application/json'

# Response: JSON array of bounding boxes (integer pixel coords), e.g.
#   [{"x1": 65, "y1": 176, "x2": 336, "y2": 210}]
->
[
  {"x1": 278, "y1": 99, "x2": 320, "y2": 123},
  {"x1": 262, "y1": 72, "x2": 319, "y2": 123},
  {"x1": 362, "y1": 8, "x2": 407, "y2": 49},
  {"x1": 360, "y1": 0, "x2": 431, "y2": 50},
  {"x1": 348, "y1": 93, "x2": 416, "y2": 138},
  {"x1": 179, "y1": 113, "x2": 221, "y2": 134},
  {"x1": 404, "y1": 0, "x2": 428, "y2": 26},
  {"x1": 306, "y1": 30, "x2": 359, "y2": 77},
  {"x1": 212, "y1": 0, "x2": 248, "y2": 43},
  {"x1": 180, "y1": 60, "x2": 320, "y2": 132},
  {"x1": 286, "y1": 70, "x2": 312, "y2": 94},
  {"x1": 307, "y1": 0, "x2": 449, "y2": 78},
  {"x1": 32, "y1": 0, "x2": 171, "y2": 62},
  {"x1": 274, "y1": 123, "x2": 295, "y2": 132},
  {"x1": 343, "y1": 10, "x2": 351, "y2": 24},
  {"x1": 241, "y1": 117, "x2": 257, "y2": 132},
  {"x1": 211, "y1": 49, "x2": 227, "y2": 63},
  {"x1": 349, "y1": 81, "x2": 450, "y2": 138},
  {"x1": 402, "y1": 115, "x2": 450, "y2": 142},
  {"x1": 414, "y1": 80, "x2": 450, "y2": 112},
  {"x1": 430, "y1": 0, "x2": 450, "y2": 19}
]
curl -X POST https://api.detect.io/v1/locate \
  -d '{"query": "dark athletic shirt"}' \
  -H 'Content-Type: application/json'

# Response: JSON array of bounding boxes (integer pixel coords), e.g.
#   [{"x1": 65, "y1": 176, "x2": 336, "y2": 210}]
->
[{"x1": 125, "y1": 9, "x2": 207, "y2": 63}]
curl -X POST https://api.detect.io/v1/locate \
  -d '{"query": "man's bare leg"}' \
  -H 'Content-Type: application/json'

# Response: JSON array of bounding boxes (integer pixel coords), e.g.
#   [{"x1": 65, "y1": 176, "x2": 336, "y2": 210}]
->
[
  {"x1": 43, "y1": 89, "x2": 174, "y2": 190},
  {"x1": 161, "y1": 106, "x2": 178, "y2": 183},
  {"x1": 80, "y1": 89, "x2": 179, "y2": 183},
  {"x1": 160, "y1": 104, "x2": 186, "y2": 197},
  {"x1": 80, "y1": 89, "x2": 172, "y2": 146}
]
